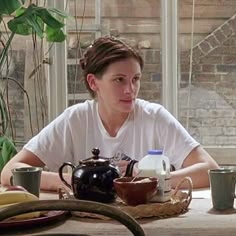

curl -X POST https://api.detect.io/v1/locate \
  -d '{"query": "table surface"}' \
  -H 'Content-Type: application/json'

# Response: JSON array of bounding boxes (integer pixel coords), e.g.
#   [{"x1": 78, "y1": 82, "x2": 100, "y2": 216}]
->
[{"x1": 1, "y1": 188, "x2": 236, "y2": 236}]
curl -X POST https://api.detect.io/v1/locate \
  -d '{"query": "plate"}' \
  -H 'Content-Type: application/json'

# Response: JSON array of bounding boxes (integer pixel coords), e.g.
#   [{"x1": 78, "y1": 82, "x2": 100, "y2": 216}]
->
[{"x1": 0, "y1": 210, "x2": 67, "y2": 229}]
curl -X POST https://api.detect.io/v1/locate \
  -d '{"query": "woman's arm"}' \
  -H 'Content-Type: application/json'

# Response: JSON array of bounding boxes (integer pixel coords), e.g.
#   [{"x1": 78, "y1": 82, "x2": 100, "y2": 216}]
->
[
  {"x1": 1, "y1": 149, "x2": 71, "y2": 192},
  {"x1": 170, "y1": 146, "x2": 219, "y2": 189}
]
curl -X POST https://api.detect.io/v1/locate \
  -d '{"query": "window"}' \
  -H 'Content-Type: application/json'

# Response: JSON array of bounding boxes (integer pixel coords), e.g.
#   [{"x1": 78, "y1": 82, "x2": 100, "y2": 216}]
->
[{"x1": 178, "y1": 0, "x2": 236, "y2": 165}]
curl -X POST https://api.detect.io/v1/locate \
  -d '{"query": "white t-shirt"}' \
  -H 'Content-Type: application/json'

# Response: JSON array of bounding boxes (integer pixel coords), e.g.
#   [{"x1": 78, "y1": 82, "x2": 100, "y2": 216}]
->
[{"x1": 24, "y1": 99, "x2": 199, "y2": 172}]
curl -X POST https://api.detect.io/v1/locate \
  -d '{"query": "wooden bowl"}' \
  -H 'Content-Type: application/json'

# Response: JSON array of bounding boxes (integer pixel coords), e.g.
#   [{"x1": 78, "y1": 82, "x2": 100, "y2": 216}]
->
[{"x1": 113, "y1": 177, "x2": 158, "y2": 206}]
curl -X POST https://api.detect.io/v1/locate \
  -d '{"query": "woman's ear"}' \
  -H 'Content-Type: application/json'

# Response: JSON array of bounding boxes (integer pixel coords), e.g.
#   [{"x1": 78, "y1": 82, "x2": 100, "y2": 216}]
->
[{"x1": 87, "y1": 74, "x2": 98, "y2": 91}]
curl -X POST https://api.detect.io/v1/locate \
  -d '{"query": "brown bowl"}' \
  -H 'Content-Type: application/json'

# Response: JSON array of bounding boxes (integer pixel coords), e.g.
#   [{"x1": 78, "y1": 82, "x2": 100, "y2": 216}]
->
[{"x1": 113, "y1": 177, "x2": 158, "y2": 206}]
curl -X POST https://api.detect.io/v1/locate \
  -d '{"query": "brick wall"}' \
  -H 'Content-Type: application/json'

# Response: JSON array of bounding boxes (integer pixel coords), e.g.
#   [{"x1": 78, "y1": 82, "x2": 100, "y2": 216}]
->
[{"x1": 179, "y1": 14, "x2": 236, "y2": 146}]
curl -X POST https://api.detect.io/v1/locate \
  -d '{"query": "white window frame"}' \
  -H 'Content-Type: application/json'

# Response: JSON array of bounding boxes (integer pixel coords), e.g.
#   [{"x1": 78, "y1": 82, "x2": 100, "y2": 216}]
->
[
  {"x1": 161, "y1": 0, "x2": 178, "y2": 118},
  {"x1": 47, "y1": 0, "x2": 68, "y2": 121}
]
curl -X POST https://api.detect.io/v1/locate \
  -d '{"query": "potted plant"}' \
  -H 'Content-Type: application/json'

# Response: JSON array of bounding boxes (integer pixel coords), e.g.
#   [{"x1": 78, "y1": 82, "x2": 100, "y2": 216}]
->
[{"x1": 0, "y1": 0, "x2": 68, "y2": 172}]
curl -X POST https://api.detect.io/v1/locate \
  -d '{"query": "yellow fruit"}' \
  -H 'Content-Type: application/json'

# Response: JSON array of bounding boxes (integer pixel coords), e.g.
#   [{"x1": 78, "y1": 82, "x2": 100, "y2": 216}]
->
[
  {"x1": 0, "y1": 190, "x2": 41, "y2": 220},
  {"x1": 0, "y1": 190, "x2": 38, "y2": 205}
]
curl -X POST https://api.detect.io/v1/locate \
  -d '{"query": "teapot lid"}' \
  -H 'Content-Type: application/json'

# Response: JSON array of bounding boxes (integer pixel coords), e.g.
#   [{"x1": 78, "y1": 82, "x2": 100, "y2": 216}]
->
[{"x1": 80, "y1": 148, "x2": 110, "y2": 166}]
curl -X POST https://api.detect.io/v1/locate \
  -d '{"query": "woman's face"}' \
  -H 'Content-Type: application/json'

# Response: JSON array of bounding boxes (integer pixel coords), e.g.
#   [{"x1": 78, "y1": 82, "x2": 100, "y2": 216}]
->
[{"x1": 90, "y1": 58, "x2": 142, "y2": 114}]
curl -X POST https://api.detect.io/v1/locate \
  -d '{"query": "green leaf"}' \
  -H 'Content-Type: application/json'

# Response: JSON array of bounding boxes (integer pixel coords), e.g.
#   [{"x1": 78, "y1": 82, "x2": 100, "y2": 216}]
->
[
  {"x1": 15, "y1": 6, "x2": 26, "y2": 16},
  {"x1": 37, "y1": 9, "x2": 64, "y2": 29},
  {"x1": 7, "y1": 5, "x2": 43, "y2": 37},
  {"x1": 0, "y1": 0, "x2": 22, "y2": 15},
  {"x1": 8, "y1": 11, "x2": 44, "y2": 37},
  {"x1": 0, "y1": 32, "x2": 15, "y2": 74},
  {"x1": 0, "y1": 155, "x2": 4, "y2": 172},
  {"x1": 46, "y1": 26, "x2": 66, "y2": 42},
  {"x1": 2, "y1": 3, "x2": 68, "y2": 43},
  {"x1": 48, "y1": 8, "x2": 70, "y2": 18},
  {"x1": 0, "y1": 95, "x2": 8, "y2": 134},
  {"x1": 7, "y1": 7, "x2": 31, "y2": 33},
  {"x1": 25, "y1": 15, "x2": 44, "y2": 37},
  {"x1": 0, "y1": 136, "x2": 17, "y2": 172},
  {"x1": 8, "y1": 18, "x2": 32, "y2": 35},
  {"x1": 4, "y1": 143, "x2": 17, "y2": 162}
]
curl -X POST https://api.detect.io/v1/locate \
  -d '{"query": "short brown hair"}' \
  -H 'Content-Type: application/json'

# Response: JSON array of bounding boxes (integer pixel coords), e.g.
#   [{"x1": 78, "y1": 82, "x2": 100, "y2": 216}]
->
[{"x1": 79, "y1": 36, "x2": 144, "y2": 98}]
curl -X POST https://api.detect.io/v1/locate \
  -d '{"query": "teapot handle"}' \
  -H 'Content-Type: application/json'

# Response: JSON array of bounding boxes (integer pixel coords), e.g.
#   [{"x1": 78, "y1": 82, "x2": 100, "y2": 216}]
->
[
  {"x1": 124, "y1": 160, "x2": 138, "y2": 177},
  {"x1": 58, "y1": 162, "x2": 75, "y2": 189}
]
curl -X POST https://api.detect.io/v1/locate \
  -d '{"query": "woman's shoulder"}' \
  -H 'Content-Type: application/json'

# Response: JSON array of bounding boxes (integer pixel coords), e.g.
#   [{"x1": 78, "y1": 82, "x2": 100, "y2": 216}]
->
[
  {"x1": 64, "y1": 100, "x2": 95, "y2": 115},
  {"x1": 135, "y1": 98, "x2": 165, "y2": 114},
  {"x1": 65, "y1": 100, "x2": 95, "y2": 112}
]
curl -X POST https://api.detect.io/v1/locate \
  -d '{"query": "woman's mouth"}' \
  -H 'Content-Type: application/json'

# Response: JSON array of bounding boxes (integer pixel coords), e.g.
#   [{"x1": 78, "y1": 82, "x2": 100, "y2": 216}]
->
[{"x1": 120, "y1": 99, "x2": 133, "y2": 104}]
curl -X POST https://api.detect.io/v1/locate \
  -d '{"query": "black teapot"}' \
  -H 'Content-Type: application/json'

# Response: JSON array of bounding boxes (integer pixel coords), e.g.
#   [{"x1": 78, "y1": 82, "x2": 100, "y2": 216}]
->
[{"x1": 58, "y1": 148, "x2": 125, "y2": 203}]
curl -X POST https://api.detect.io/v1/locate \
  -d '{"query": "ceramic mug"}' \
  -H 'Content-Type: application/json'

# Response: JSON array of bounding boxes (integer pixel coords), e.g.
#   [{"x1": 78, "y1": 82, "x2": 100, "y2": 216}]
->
[
  {"x1": 10, "y1": 167, "x2": 42, "y2": 197},
  {"x1": 209, "y1": 168, "x2": 236, "y2": 210}
]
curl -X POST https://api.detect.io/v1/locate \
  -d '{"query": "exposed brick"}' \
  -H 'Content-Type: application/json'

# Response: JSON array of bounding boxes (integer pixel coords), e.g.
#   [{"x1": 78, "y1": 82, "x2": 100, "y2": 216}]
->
[
  {"x1": 144, "y1": 50, "x2": 160, "y2": 64},
  {"x1": 141, "y1": 73, "x2": 152, "y2": 81},
  {"x1": 191, "y1": 81, "x2": 216, "y2": 90},
  {"x1": 223, "y1": 127, "x2": 236, "y2": 136},
  {"x1": 205, "y1": 35, "x2": 220, "y2": 49},
  {"x1": 151, "y1": 73, "x2": 161, "y2": 81},
  {"x1": 216, "y1": 136, "x2": 236, "y2": 145},
  {"x1": 199, "y1": 126, "x2": 223, "y2": 136},
  {"x1": 223, "y1": 37, "x2": 236, "y2": 45},
  {"x1": 217, "y1": 81, "x2": 236, "y2": 90},
  {"x1": 220, "y1": 23, "x2": 233, "y2": 38},
  {"x1": 141, "y1": 81, "x2": 159, "y2": 90},
  {"x1": 213, "y1": 109, "x2": 235, "y2": 118},
  {"x1": 214, "y1": 29, "x2": 227, "y2": 44},
  {"x1": 217, "y1": 65, "x2": 236, "y2": 73},
  {"x1": 200, "y1": 55, "x2": 222, "y2": 64},
  {"x1": 223, "y1": 55, "x2": 236, "y2": 64},
  {"x1": 180, "y1": 51, "x2": 190, "y2": 62},
  {"x1": 223, "y1": 45, "x2": 236, "y2": 55},
  {"x1": 228, "y1": 16, "x2": 236, "y2": 31},
  {"x1": 143, "y1": 63, "x2": 160, "y2": 72},
  {"x1": 181, "y1": 64, "x2": 202, "y2": 73},
  {"x1": 180, "y1": 74, "x2": 192, "y2": 83},
  {"x1": 199, "y1": 41, "x2": 211, "y2": 55},
  {"x1": 202, "y1": 119, "x2": 216, "y2": 126},
  {"x1": 202, "y1": 136, "x2": 216, "y2": 146},
  {"x1": 179, "y1": 81, "x2": 189, "y2": 89},
  {"x1": 216, "y1": 118, "x2": 236, "y2": 127},
  {"x1": 193, "y1": 73, "x2": 221, "y2": 82},
  {"x1": 209, "y1": 46, "x2": 236, "y2": 56},
  {"x1": 193, "y1": 64, "x2": 202, "y2": 72},
  {"x1": 179, "y1": 109, "x2": 195, "y2": 119},
  {"x1": 202, "y1": 64, "x2": 216, "y2": 73},
  {"x1": 188, "y1": 118, "x2": 202, "y2": 128},
  {"x1": 180, "y1": 64, "x2": 190, "y2": 73},
  {"x1": 192, "y1": 46, "x2": 205, "y2": 63}
]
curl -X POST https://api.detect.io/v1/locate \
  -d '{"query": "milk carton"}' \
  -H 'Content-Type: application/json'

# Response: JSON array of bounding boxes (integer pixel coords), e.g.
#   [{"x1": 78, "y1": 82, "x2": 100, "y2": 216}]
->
[{"x1": 137, "y1": 150, "x2": 171, "y2": 202}]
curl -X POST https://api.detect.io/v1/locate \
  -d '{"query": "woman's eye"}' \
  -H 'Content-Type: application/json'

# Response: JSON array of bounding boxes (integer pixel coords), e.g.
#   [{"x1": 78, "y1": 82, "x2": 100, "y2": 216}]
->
[
  {"x1": 133, "y1": 77, "x2": 140, "y2": 82},
  {"x1": 115, "y1": 77, "x2": 124, "y2": 82}
]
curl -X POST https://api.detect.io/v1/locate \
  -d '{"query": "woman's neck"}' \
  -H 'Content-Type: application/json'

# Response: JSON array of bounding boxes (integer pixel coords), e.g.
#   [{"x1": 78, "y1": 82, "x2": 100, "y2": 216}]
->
[{"x1": 97, "y1": 105, "x2": 129, "y2": 137}]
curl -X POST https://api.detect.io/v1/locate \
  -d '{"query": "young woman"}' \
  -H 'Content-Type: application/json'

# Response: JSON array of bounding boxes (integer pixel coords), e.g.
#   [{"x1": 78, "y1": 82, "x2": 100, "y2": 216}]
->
[{"x1": 1, "y1": 36, "x2": 219, "y2": 191}]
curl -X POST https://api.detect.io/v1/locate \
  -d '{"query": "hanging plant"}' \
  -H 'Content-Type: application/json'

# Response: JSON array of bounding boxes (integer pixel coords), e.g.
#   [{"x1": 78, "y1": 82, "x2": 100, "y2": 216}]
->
[{"x1": 0, "y1": 0, "x2": 69, "y2": 69}]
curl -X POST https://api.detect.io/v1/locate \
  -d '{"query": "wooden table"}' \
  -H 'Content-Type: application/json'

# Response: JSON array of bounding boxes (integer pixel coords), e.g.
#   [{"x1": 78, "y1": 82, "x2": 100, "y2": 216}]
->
[{"x1": 1, "y1": 189, "x2": 236, "y2": 236}]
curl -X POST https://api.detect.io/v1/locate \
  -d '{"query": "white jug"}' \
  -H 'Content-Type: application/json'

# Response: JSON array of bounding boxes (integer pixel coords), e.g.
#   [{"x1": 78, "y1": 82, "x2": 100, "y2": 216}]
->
[{"x1": 138, "y1": 150, "x2": 171, "y2": 202}]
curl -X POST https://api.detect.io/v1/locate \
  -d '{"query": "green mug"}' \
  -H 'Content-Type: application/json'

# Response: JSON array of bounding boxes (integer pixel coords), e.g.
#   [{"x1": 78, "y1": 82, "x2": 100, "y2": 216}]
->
[
  {"x1": 10, "y1": 167, "x2": 42, "y2": 197},
  {"x1": 208, "y1": 168, "x2": 236, "y2": 211}
]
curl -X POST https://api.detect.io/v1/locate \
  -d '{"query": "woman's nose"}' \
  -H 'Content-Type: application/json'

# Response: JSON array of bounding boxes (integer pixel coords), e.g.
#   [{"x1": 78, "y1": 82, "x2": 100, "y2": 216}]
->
[{"x1": 124, "y1": 82, "x2": 134, "y2": 94}]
